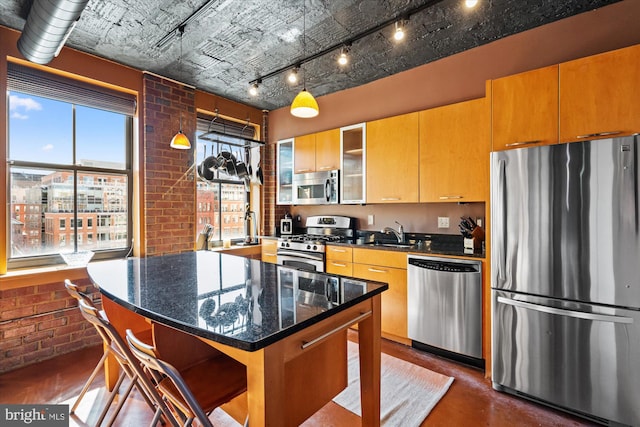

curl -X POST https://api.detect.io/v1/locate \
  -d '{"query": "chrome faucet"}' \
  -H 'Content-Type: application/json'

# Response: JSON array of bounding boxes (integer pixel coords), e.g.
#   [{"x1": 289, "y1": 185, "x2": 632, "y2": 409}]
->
[{"x1": 381, "y1": 221, "x2": 405, "y2": 243}]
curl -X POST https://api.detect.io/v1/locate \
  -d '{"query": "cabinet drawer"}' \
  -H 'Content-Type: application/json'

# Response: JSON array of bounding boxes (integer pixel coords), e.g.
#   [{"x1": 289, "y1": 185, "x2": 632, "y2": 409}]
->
[
  {"x1": 261, "y1": 239, "x2": 278, "y2": 264},
  {"x1": 353, "y1": 263, "x2": 407, "y2": 339},
  {"x1": 326, "y1": 260, "x2": 353, "y2": 276},
  {"x1": 352, "y1": 248, "x2": 406, "y2": 269},
  {"x1": 326, "y1": 245, "x2": 353, "y2": 262}
]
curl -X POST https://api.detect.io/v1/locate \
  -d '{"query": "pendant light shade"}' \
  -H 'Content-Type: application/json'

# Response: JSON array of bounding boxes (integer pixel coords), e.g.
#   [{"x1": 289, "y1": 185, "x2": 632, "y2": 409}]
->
[
  {"x1": 290, "y1": 0, "x2": 319, "y2": 118},
  {"x1": 291, "y1": 89, "x2": 319, "y2": 118},
  {"x1": 170, "y1": 25, "x2": 191, "y2": 149},
  {"x1": 170, "y1": 129, "x2": 191, "y2": 149}
]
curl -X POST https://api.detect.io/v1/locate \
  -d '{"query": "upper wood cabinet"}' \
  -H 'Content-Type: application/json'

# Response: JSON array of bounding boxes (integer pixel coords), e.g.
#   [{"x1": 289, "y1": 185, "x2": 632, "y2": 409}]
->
[
  {"x1": 559, "y1": 44, "x2": 640, "y2": 143},
  {"x1": 293, "y1": 133, "x2": 315, "y2": 174},
  {"x1": 276, "y1": 139, "x2": 294, "y2": 204},
  {"x1": 492, "y1": 65, "x2": 559, "y2": 151},
  {"x1": 419, "y1": 97, "x2": 490, "y2": 203},
  {"x1": 294, "y1": 129, "x2": 340, "y2": 174},
  {"x1": 366, "y1": 112, "x2": 419, "y2": 203}
]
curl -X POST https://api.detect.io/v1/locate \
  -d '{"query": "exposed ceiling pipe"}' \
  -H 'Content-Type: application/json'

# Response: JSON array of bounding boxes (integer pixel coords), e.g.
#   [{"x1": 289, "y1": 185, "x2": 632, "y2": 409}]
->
[{"x1": 17, "y1": 0, "x2": 89, "y2": 65}]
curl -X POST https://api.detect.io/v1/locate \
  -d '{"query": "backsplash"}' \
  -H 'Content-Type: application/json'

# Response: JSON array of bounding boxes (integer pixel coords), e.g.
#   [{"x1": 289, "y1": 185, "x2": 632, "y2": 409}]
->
[{"x1": 286, "y1": 202, "x2": 486, "y2": 236}]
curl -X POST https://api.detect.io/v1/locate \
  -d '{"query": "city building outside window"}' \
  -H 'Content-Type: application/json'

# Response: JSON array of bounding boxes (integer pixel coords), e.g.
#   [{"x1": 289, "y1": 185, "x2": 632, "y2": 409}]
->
[{"x1": 7, "y1": 62, "x2": 134, "y2": 268}]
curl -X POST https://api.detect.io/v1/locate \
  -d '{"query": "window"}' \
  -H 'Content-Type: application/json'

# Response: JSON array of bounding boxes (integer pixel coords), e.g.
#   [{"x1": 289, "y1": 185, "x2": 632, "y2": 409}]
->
[
  {"x1": 195, "y1": 116, "x2": 257, "y2": 243},
  {"x1": 7, "y1": 62, "x2": 134, "y2": 268}
]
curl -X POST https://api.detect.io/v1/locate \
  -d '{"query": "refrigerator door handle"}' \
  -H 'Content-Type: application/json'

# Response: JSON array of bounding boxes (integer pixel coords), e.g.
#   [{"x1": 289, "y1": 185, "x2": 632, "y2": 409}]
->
[
  {"x1": 491, "y1": 157, "x2": 507, "y2": 284},
  {"x1": 496, "y1": 296, "x2": 634, "y2": 324}
]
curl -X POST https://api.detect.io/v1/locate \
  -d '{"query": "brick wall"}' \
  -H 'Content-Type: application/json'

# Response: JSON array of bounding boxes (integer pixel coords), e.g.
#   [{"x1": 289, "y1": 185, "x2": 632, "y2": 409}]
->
[
  {"x1": 0, "y1": 279, "x2": 101, "y2": 373},
  {"x1": 143, "y1": 73, "x2": 196, "y2": 256}
]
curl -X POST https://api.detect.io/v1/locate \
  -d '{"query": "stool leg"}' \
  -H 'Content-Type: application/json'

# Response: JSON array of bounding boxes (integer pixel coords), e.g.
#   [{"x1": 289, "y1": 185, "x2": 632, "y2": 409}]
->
[{"x1": 70, "y1": 350, "x2": 108, "y2": 413}]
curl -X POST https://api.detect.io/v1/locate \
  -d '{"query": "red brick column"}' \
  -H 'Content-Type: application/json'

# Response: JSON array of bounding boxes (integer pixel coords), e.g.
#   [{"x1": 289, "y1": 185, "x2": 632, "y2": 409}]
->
[{"x1": 143, "y1": 74, "x2": 196, "y2": 255}]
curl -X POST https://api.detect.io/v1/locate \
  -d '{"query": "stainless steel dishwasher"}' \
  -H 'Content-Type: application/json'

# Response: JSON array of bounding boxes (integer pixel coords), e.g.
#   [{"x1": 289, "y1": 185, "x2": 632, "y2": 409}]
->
[{"x1": 407, "y1": 255, "x2": 483, "y2": 365}]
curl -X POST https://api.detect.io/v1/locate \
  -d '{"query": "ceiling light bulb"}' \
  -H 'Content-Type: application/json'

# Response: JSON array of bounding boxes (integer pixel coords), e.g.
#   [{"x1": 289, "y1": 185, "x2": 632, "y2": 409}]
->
[
  {"x1": 338, "y1": 47, "x2": 349, "y2": 66},
  {"x1": 394, "y1": 21, "x2": 405, "y2": 41},
  {"x1": 288, "y1": 68, "x2": 299, "y2": 84},
  {"x1": 249, "y1": 82, "x2": 259, "y2": 96},
  {"x1": 465, "y1": 0, "x2": 478, "y2": 7}
]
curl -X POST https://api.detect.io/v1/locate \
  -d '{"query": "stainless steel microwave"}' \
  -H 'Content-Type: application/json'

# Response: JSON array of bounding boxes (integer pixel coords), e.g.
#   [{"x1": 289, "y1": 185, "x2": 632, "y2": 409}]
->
[{"x1": 293, "y1": 170, "x2": 339, "y2": 205}]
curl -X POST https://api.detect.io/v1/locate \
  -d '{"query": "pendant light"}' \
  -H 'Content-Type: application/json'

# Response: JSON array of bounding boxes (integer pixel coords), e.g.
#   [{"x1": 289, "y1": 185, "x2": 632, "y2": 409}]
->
[
  {"x1": 290, "y1": 0, "x2": 319, "y2": 118},
  {"x1": 170, "y1": 25, "x2": 191, "y2": 149}
]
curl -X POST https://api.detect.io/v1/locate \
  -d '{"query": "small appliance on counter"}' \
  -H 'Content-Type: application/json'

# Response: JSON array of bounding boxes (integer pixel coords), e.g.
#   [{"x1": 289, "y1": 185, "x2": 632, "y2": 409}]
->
[{"x1": 280, "y1": 213, "x2": 293, "y2": 235}]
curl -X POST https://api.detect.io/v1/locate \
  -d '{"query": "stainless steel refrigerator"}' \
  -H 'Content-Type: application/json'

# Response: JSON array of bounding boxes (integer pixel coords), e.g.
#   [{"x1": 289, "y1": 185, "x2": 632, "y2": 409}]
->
[{"x1": 491, "y1": 135, "x2": 640, "y2": 426}]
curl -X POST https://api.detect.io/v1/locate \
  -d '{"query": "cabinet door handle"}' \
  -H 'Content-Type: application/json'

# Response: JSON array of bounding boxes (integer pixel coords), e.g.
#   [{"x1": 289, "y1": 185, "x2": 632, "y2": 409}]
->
[
  {"x1": 439, "y1": 195, "x2": 463, "y2": 200},
  {"x1": 505, "y1": 139, "x2": 542, "y2": 147},
  {"x1": 381, "y1": 197, "x2": 400, "y2": 201},
  {"x1": 264, "y1": 253, "x2": 277, "y2": 257},
  {"x1": 368, "y1": 267, "x2": 387, "y2": 273},
  {"x1": 318, "y1": 165, "x2": 333, "y2": 170},
  {"x1": 330, "y1": 248, "x2": 347, "y2": 253},
  {"x1": 331, "y1": 262, "x2": 347, "y2": 267},
  {"x1": 576, "y1": 131, "x2": 622, "y2": 139},
  {"x1": 295, "y1": 168, "x2": 312, "y2": 173}
]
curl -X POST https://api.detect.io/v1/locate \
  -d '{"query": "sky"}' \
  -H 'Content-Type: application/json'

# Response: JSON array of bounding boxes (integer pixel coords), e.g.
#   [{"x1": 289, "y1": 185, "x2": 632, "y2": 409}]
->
[{"x1": 8, "y1": 92, "x2": 127, "y2": 167}]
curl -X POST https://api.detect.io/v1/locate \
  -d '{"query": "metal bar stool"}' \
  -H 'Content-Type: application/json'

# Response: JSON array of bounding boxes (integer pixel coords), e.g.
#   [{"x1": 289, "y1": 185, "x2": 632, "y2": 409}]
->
[
  {"x1": 126, "y1": 326, "x2": 248, "y2": 427},
  {"x1": 69, "y1": 283, "x2": 175, "y2": 426}
]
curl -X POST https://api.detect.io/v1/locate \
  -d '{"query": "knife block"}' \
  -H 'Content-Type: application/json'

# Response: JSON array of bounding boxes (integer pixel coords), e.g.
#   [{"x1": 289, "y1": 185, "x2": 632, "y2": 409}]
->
[{"x1": 464, "y1": 237, "x2": 481, "y2": 254}]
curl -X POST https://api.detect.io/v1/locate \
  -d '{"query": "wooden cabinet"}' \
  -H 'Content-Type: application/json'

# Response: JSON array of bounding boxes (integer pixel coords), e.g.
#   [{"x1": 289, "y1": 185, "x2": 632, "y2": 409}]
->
[
  {"x1": 352, "y1": 248, "x2": 408, "y2": 343},
  {"x1": 492, "y1": 65, "x2": 559, "y2": 151},
  {"x1": 340, "y1": 123, "x2": 366, "y2": 204},
  {"x1": 366, "y1": 113, "x2": 419, "y2": 203},
  {"x1": 294, "y1": 129, "x2": 340, "y2": 174},
  {"x1": 325, "y1": 245, "x2": 353, "y2": 276},
  {"x1": 276, "y1": 139, "x2": 294, "y2": 204},
  {"x1": 261, "y1": 239, "x2": 278, "y2": 264},
  {"x1": 559, "y1": 44, "x2": 640, "y2": 143},
  {"x1": 419, "y1": 97, "x2": 491, "y2": 202}
]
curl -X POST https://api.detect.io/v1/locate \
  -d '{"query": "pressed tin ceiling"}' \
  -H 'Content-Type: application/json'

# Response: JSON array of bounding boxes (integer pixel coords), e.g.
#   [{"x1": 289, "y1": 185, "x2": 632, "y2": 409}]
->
[{"x1": 0, "y1": 0, "x2": 621, "y2": 111}]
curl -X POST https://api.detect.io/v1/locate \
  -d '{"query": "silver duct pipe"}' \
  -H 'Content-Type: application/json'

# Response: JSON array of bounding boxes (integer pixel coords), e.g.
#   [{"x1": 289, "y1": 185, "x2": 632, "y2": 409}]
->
[{"x1": 17, "y1": 0, "x2": 89, "y2": 65}]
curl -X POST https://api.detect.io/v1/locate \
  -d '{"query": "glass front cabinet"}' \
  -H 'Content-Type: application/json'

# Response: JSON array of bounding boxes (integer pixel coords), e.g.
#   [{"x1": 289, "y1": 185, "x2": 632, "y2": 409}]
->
[
  {"x1": 340, "y1": 123, "x2": 366, "y2": 204},
  {"x1": 277, "y1": 138, "x2": 294, "y2": 204}
]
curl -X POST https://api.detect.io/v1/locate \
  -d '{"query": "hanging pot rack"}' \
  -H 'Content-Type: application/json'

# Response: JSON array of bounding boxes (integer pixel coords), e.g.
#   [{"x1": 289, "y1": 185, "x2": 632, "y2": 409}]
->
[{"x1": 198, "y1": 109, "x2": 264, "y2": 149}]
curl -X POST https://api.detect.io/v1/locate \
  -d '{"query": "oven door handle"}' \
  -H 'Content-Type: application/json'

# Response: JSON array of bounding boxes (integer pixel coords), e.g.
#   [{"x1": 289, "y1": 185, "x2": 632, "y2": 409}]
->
[{"x1": 277, "y1": 250, "x2": 324, "y2": 261}]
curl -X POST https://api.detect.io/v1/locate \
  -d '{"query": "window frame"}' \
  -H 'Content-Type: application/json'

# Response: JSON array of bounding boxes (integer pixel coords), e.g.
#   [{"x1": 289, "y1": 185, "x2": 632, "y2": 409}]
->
[{"x1": 6, "y1": 99, "x2": 134, "y2": 270}]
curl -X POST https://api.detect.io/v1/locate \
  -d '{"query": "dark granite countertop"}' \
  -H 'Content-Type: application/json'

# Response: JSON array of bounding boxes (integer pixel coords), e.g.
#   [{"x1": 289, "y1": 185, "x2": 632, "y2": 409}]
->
[
  {"x1": 87, "y1": 251, "x2": 387, "y2": 352},
  {"x1": 260, "y1": 235, "x2": 485, "y2": 259}
]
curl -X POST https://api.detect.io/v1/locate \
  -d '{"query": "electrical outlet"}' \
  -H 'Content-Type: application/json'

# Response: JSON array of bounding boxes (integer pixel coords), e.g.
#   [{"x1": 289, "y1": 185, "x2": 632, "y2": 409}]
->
[
  {"x1": 368, "y1": 214, "x2": 375, "y2": 225},
  {"x1": 437, "y1": 216, "x2": 450, "y2": 228},
  {"x1": 476, "y1": 218, "x2": 482, "y2": 228}
]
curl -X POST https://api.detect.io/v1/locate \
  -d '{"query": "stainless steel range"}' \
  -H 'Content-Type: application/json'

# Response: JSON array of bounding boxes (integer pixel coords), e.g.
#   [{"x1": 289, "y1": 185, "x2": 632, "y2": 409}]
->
[{"x1": 277, "y1": 215, "x2": 355, "y2": 272}]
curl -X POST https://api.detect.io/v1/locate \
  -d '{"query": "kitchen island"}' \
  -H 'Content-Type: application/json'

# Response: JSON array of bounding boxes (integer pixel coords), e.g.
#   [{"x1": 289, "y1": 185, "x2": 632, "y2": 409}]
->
[{"x1": 87, "y1": 251, "x2": 387, "y2": 426}]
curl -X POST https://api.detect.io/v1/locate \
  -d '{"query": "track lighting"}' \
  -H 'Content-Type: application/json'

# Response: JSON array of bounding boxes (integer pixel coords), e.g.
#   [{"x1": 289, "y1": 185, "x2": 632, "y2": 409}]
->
[
  {"x1": 337, "y1": 46, "x2": 349, "y2": 66},
  {"x1": 249, "y1": 81, "x2": 259, "y2": 96},
  {"x1": 287, "y1": 67, "x2": 299, "y2": 84},
  {"x1": 394, "y1": 20, "x2": 406, "y2": 41}
]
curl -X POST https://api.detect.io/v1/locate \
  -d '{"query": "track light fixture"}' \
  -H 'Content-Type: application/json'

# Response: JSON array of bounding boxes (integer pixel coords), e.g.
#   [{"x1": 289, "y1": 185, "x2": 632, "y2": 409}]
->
[
  {"x1": 337, "y1": 46, "x2": 349, "y2": 66},
  {"x1": 287, "y1": 67, "x2": 299, "y2": 84},
  {"x1": 249, "y1": 80, "x2": 260, "y2": 96},
  {"x1": 394, "y1": 20, "x2": 406, "y2": 41}
]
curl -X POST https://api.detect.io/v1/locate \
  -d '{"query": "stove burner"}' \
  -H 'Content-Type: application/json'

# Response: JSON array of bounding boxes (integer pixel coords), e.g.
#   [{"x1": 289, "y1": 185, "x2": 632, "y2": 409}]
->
[{"x1": 282, "y1": 234, "x2": 346, "y2": 244}]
